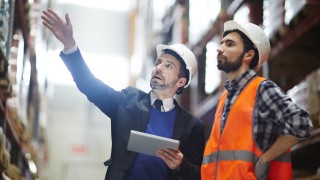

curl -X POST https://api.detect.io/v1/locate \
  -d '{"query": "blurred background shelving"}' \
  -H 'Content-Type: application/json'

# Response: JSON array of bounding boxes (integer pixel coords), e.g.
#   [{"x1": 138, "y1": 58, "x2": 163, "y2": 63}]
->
[{"x1": 0, "y1": 0, "x2": 319, "y2": 179}]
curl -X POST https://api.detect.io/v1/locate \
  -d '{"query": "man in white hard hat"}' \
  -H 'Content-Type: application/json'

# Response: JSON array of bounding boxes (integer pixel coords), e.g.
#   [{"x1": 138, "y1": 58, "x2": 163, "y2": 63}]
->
[
  {"x1": 41, "y1": 9, "x2": 204, "y2": 180},
  {"x1": 201, "y1": 20, "x2": 312, "y2": 180}
]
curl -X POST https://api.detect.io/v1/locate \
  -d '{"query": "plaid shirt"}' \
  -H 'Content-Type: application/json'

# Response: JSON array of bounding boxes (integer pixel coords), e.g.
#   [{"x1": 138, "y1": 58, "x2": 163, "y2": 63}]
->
[{"x1": 221, "y1": 69, "x2": 313, "y2": 151}]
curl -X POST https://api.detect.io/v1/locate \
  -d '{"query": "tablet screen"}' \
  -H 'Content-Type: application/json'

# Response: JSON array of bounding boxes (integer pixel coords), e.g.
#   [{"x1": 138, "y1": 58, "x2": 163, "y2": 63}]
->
[{"x1": 127, "y1": 130, "x2": 180, "y2": 156}]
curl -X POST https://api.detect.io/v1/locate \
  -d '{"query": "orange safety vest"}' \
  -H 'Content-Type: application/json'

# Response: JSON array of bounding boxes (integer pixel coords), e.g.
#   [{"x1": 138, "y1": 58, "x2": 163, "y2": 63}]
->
[{"x1": 201, "y1": 77, "x2": 292, "y2": 180}]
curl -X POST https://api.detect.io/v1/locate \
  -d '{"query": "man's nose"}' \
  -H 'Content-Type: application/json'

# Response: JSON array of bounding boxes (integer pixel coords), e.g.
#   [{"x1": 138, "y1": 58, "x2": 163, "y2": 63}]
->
[
  {"x1": 217, "y1": 45, "x2": 223, "y2": 53},
  {"x1": 156, "y1": 63, "x2": 163, "y2": 72}
]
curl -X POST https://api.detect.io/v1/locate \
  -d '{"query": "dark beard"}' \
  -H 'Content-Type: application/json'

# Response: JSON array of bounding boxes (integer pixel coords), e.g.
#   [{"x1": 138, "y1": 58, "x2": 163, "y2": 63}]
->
[{"x1": 217, "y1": 52, "x2": 244, "y2": 73}]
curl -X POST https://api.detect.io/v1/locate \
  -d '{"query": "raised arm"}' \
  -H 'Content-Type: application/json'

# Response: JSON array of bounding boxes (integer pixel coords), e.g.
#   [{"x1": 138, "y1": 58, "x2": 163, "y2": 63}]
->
[{"x1": 41, "y1": 9, "x2": 76, "y2": 51}]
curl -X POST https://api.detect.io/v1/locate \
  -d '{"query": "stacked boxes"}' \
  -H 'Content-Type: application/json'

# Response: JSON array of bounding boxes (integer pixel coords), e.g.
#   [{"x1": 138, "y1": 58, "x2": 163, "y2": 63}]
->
[{"x1": 287, "y1": 68, "x2": 320, "y2": 129}]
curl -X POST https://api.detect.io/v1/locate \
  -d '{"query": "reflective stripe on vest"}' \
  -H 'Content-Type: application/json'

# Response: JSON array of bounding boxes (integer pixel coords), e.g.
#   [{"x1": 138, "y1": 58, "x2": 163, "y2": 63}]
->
[{"x1": 202, "y1": 150, "x2": 291, "y2": 164}]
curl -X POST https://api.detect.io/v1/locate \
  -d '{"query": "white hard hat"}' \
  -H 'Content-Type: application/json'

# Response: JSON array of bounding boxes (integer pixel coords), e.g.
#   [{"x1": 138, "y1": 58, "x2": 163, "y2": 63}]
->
[
  {"x1": 223, "y1": 20, "x2": 271, "y2": 71},
  {"x1": 156, "y1": 44, "x2": 197, "y2": 88}
]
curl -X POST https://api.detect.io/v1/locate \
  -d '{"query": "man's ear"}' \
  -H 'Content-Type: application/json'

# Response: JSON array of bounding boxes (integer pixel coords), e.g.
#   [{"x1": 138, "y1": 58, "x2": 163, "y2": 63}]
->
[
  {"x1": 244, "y1": 50, "x2": 255, "y2": 64},
  {"x1": 245, "y1": 50, "x2": 255, "y2": 59},
  {"x1": 177, "y1": 78, "x2": 187, "y2": 88}
]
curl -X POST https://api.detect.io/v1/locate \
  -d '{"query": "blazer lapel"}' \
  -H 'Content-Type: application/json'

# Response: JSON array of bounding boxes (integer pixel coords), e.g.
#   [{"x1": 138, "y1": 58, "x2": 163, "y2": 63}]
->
[
  {"x1": 139, "y1": 93, "x2": 151, "y2": 132},
  {"x1": 172, "y1": 101, "x2": 187, "y2": 140}
]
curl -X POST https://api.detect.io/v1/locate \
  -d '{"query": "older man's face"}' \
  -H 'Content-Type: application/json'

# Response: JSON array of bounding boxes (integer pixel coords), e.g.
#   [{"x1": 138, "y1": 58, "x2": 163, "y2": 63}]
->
[{"x1": 150, "y1": 53, "x2": 184, "y2": 92}]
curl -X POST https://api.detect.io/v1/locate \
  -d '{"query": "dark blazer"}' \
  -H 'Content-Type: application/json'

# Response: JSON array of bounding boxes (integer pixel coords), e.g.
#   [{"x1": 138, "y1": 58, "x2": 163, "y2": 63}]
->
[{"x1": 60, "y1": 49, "x2": 205, "y2": 180}]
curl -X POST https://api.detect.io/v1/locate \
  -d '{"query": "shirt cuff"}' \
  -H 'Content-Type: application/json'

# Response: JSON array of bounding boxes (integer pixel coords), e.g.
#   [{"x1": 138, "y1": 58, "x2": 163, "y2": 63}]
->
[{"x1": 62, "y1": 44, "x2": 78, "y2": 54}]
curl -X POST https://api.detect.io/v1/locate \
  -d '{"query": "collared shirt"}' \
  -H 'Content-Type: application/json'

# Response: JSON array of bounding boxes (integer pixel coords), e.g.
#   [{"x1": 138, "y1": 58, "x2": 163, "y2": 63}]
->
[
  {"x1": 150, "y1": 91, "x2": 175, "y2": 112},
  {"x1": 221, "y1": 69, "x2": 312, "y2": 151}
]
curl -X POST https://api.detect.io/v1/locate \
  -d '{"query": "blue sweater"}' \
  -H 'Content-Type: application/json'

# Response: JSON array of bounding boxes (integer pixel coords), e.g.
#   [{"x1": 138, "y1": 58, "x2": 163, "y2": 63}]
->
[{"x1": 126, "y1": 107, "x2": 176, "y2": 180}]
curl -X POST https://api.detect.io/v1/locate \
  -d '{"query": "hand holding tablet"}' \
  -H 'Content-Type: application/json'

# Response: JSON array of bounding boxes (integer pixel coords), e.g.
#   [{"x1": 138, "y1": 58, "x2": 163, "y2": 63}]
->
[{"x1": 127, "y1": 130, "x2": 180, "y2": 156}]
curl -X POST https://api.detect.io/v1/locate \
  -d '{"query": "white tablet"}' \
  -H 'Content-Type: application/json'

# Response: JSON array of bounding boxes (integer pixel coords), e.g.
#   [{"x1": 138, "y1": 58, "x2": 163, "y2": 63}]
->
[{"x1": 127, "y1": 130, "x2": 180, "y2": 156}]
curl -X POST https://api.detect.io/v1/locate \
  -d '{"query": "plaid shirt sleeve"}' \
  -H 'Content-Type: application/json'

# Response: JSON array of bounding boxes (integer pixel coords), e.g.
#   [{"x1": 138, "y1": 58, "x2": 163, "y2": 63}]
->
[{"x1": 255, "y1": 80, "x2": 313, "y2": 150}]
